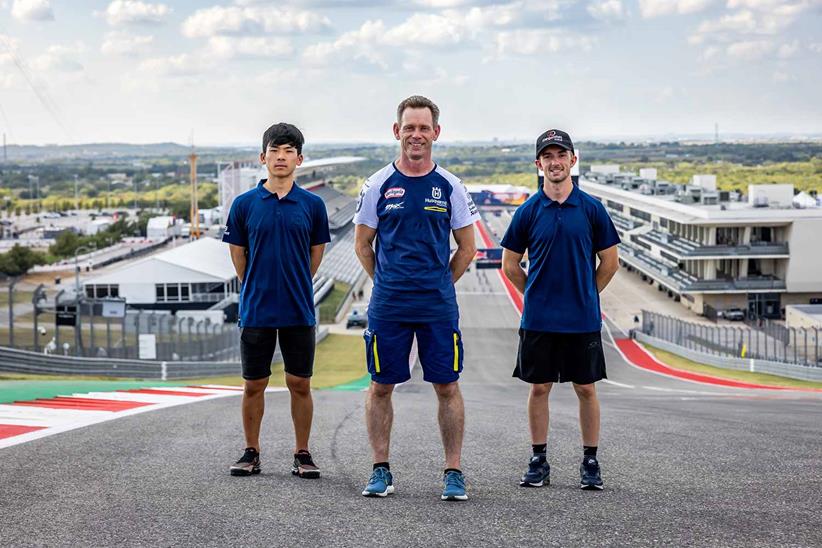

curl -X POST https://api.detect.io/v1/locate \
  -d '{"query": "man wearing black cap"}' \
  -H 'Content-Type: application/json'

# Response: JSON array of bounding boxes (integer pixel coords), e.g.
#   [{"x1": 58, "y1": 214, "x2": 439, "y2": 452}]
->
[{"x1": 500, "y1": 129, "x2": 620, "y2": 490}]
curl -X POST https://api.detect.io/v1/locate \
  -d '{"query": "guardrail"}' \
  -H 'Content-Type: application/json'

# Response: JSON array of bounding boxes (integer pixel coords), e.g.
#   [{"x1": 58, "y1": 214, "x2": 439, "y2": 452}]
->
[{"x1": 0, "y1": 345, "x2": 242, "y2": 379}]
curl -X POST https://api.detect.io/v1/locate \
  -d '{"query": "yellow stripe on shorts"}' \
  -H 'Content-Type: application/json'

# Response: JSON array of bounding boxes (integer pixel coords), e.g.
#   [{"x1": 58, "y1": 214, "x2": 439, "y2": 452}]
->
[
  {"x1": 453, "y1": 333, "x2": 459, "y2": 372},
  {"x1": 373, "y1": 335, "x2": 381, "y2": 373}
]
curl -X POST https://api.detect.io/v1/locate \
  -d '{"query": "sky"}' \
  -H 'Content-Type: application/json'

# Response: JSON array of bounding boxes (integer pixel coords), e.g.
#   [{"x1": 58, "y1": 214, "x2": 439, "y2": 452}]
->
[{"x1": 0, "y1": 0, "x2": 821, "y2": 146}]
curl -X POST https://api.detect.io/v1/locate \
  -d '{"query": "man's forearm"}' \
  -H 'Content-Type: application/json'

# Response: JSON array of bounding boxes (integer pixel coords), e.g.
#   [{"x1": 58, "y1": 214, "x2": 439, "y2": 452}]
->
[
  {"x1": 355, "y1": 244, "x2": 376, "y2": 279},
  {"x1": 503, "y1": 265, "x2": 527, "y2": 294},
  {"x1": 595, "y1": 263, "x2": 618, "y2": 293},
  {"x1": 449, "y1": 247, "x2": 475, "y2": 283},
  {"x1": 230, "y1": 252, "x2": 247, "y2": 282}
]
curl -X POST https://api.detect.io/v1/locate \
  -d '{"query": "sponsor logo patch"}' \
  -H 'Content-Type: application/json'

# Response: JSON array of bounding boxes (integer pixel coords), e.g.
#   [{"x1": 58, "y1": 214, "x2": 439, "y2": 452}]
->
[
  {"x1": 424, "y1": 206, "x2": 448, "y2": 213},
  {"x1": 384, "y1": 187, "x2": 405, "y2": 199},
  {"x1": 384, "y1": 202, "x2": 404, "y2": 211},
  {"x1": 542, "y1": 130, "x2": 563, "y2": 143},
  {"x1": 432, "y1": 187, "x2": 442, "y2": 200}
]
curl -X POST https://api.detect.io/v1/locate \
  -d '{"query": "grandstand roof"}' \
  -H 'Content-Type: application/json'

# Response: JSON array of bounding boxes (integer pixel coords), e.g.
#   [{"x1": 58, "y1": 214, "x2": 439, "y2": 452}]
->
[{"x1": 85, "y1": 237, "x2": 236, "y2": 285}]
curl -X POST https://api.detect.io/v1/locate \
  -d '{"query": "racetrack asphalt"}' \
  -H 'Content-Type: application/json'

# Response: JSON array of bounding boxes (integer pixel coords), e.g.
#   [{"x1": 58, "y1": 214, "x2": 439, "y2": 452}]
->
[{"x1": 1, "y1": 267, "x2": 820, "y2": 547}]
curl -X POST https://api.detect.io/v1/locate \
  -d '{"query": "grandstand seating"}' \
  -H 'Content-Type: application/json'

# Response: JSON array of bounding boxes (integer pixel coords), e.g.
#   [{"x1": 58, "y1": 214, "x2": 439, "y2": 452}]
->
[
  {"x1": 317, "y1": 227, "x2": 362, "y2": 286},
  {"x1": 311, "y1": 184, "x2": 358, "y2": 230}
]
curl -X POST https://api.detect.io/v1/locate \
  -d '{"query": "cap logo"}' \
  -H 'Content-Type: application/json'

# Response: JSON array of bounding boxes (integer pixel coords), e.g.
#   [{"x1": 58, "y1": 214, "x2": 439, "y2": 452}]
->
[{"x1": 542, "y1": 130, "x2": 563, "y2": 143}]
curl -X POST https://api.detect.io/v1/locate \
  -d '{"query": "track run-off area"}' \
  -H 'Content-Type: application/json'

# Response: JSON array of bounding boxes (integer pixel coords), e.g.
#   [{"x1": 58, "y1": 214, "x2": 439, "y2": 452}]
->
[{"x1": 1, "y1": 224, "x2": 821, "y2": 547}]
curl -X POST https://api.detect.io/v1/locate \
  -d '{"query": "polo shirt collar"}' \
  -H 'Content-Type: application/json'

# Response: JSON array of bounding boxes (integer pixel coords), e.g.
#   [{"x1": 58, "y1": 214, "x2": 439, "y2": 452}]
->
[
  {"x1": 539, "y1": 183, "x2": 581, "y2": 208},
  {"x1": 256, "y1": 179, "x2": 301, "y2": 202}
]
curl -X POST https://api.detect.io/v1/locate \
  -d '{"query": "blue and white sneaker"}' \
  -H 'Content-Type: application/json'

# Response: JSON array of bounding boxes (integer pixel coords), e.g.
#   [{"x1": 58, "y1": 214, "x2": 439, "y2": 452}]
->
[
  {"x1": 520, "y1": 455, "x2": 550, "y2": 487},
  {"x1": 362, "y1": 467, "x2": 394, "y2": 497},
  {"x1": 579, "y1": 456, "x2": 604, "y2": 490},
  {"x1": 441, "y1": 470, "x2": 468, "y2": 501}
]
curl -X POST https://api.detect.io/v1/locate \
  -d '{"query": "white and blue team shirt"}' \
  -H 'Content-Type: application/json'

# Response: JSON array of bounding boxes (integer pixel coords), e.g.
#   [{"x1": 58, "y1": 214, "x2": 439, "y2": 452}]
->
[{"x1": 353, "y1": 162, "x2": 480, "y2": 322}]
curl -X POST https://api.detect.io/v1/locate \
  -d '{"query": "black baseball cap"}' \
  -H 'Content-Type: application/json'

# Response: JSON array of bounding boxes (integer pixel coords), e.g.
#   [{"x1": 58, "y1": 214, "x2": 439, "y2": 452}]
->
[{"x1": 535, "y1": 129, "x2": 574, "y2": 158}]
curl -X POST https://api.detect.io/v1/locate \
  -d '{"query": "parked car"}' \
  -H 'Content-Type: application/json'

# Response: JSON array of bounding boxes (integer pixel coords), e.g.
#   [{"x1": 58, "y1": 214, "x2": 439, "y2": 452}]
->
[
  {"x1": 346, "y1": 305, "x2": 368, "y2": 329},
  {"x1": 723, "y1": 308, "x2": 746, "y2": 321}
]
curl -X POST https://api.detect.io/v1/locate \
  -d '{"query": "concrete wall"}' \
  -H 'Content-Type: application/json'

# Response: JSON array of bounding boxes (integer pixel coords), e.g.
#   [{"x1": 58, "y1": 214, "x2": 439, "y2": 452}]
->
[
  {"x1": 635, "y1": 332, "x2": 822, "y2": 381},
  {"x1": 785, "y1": 218, "x2": 822, "y2": 292}
]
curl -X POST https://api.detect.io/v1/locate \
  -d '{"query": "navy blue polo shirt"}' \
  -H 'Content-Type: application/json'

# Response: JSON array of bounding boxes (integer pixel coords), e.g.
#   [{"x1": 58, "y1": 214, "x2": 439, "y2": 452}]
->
[
  {"x1": 222, "y1": 180, "x2": 330, "y2": 328},
  {"x1": 501, "y1": 185, "x2": 620, "y2": 333},
  {"x1": 353, "y1": 163, "x2": 480, "y2": 322}
]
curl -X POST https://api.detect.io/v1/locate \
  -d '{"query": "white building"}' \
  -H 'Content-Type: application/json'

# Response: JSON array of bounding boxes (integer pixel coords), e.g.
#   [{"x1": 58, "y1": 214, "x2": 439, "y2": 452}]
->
[
  {"x1": 581, "y1": 174, "x2": 822, "y2": 319},
  {"x1": 83, "y1": 237, "x2": 239, "y2": 312},
  {"x1": 146, "y1": 216, "x2": 180, "y2": 239}
]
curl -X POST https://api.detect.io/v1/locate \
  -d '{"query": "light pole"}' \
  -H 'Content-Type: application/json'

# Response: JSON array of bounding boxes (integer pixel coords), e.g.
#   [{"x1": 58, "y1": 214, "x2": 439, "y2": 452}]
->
[
  {"x1": 7, "y1": 276, "x2": 20, "y2": 348},
  {"x1": 74, "y1": 244, "x2": 95, "y2": 356}
]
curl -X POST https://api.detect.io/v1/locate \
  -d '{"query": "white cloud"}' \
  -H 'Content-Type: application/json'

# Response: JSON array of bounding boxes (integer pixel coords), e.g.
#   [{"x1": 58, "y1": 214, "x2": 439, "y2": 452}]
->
[
  {"x1": 809, "y1": 42, "x2": 822, "y2": 53},
  {"x1": 0, "y1": 73, "x2": 16, "y2": 88},
  {"x1": 30, "y1": 43, "x2": 85, "y2": 72},
  {"x1": 587, "y1": 0, "x2": 625, "y2": 20},
  {"x1": 777, "y1": 39, "x2": 799, "y2": 57},
  {"x1": 383, "y1": 13, "x2": 466, "y2": 45},
  {"x1": 103, "y1": 0, "x2": 170, "y2": 26},
  {"x1": 726, "y1": 39, "x2": 772, "y2": 58},
  {"x1": 138, "y1": 53, "x2": 207, "y2": 77},
  {"x1": 772, "y1": 70, "x2": 795, "y2": 81},
  {"x1": 11, "y1": 0, "x2": 53, "y2": 21},
  {"x1": 180, "y1": 5, "x2": 330, "y2": 38},
  {"x1": 207, "y1": 36, "x2": 294, "y2": 59},
  {"x1": 100, "y1": 31, "x2": 153, "y2": 56},
  {"x1": 303, "y1": 19, "x2": 389, "y2": 68},
  {"x1": 495, "y1": 29, "x2": 595, "y2": 56},
  {"x1": 639, "y1": 0, "x2": 714, "y2": 18}
]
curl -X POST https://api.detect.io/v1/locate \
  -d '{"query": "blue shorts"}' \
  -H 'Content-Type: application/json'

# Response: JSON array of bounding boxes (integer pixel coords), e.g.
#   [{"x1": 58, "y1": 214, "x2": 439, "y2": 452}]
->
[{"x1": 363, "y1": 318, "x2": 464, "y2": 385}]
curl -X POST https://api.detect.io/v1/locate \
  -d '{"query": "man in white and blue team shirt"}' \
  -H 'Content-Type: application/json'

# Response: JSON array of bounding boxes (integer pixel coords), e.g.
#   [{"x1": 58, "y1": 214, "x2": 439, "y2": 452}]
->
[{"x1": 353, "y1": 95, "x2": 479, "y2": 501}]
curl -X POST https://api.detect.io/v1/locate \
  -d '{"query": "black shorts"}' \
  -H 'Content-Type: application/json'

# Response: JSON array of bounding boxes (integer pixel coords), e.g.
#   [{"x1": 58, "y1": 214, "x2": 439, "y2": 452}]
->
[
  {"x1": 240, "y1": 326, "x2": 316, "y2": 381},
  {"x1": 513, "y1": 329, "x2": 606, "y2": 385}
]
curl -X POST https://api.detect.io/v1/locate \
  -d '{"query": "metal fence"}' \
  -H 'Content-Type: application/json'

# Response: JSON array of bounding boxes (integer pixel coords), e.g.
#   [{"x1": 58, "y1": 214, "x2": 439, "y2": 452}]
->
[
  {"x1": 4, "y1": 291, "x2": 240, "y2": 361},
  {"x1": 0, "y1": 346, "x2": 241, "y2": 379},
  {"x1": 640, "y1": 310, "x2": 821, "y2": 367}
]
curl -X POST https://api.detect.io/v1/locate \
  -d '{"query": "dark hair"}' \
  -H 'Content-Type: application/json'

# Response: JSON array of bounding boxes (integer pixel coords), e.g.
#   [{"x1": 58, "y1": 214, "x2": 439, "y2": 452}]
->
[
  {"x1": 262, "y1": 123, "x2": 304, "y2": 154},
  {"x1": 396, "y1": 95, "x2": 440, "y2": 127}
]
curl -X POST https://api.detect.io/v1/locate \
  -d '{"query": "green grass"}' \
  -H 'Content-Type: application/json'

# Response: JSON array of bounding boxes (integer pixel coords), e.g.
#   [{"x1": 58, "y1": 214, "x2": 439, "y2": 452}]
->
[
  {"x1": 318, "y1": 282, "x2": 351, "y2": 324},
  {"x1": 641, "y1": 343, "x2": 822, "y2": 389},
  {"x1": 0, "y1": 290, "x2": 35, "y2": 306},
  {"x1": 620, "y1": 159, "x2": 822, "y2": 193}
]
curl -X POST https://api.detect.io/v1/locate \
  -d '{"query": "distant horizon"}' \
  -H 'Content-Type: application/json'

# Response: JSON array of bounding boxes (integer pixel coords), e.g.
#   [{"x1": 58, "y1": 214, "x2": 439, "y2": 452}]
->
[{"x1": 4, "y1": 131, "x2": 822, "y2": 149}]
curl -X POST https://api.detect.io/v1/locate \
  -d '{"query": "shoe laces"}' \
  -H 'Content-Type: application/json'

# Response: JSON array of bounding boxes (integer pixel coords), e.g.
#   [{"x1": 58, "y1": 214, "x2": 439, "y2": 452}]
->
[
  {"x1": 444, "y1": 471, "x2": 465, "y2": 490},
  {"x1": 294, "y1": 450, "x2": 315, "y2": 466},
  {"x1": 238, "y1": 448, "x2": 258, "y2": 463},
  {"x1": 370, "y1": 467, "x2": 390, "y2": 484},
  {"x1": 528, "y1": 455, "x2": 547, "y2": 470}
]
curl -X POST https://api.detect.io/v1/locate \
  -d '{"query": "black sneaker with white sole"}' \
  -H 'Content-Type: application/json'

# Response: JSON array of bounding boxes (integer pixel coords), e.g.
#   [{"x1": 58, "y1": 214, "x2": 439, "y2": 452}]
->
[
  {"x1": 292, "y1": 450, "x2": 321, "y2": 479},
  {"x1": 579, "y1": 456, "x2": 604, "y2": 490},
  {"x1": 230, "y1": 447, "x2": 261, "y2": 476}
]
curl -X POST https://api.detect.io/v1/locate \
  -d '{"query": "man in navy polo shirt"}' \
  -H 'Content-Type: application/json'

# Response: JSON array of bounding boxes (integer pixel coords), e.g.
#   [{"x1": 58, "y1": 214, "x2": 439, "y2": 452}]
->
[
  {"x1": 353, "y1": 95, "x2": 479, "y2": 501},
  {"x1": 501, "y1": 129, "x2": 620, "y2": 491},
  {"x1": 222, "y1": 123, "x2": 330, "y2": 480}
]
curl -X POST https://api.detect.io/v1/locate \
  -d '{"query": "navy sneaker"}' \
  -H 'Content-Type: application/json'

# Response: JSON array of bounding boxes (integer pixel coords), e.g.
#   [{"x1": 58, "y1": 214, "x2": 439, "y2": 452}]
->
[
  {"x1": 441, "y1": 470, "x2": 468, "y2": 501},
  {"x1": 362, "y1": 467, "x2": 394, "y2": 497},
  {"x1": 520, "y1": 454, "x2": 550, "y2": 487},
  {"x1": 580, "y1": 456, "x2": 604, "y2": 490}
]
